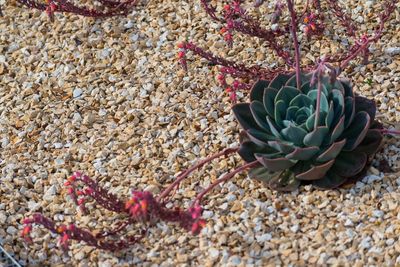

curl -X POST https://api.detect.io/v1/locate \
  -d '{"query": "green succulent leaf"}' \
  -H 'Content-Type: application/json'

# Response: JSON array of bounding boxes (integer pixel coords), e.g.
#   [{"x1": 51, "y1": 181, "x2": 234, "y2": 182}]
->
[
  {"x1": 250, "y1": 80, "x2": 269, "y2": 102},
  {"x1": 294, "y1": 107, "x2": 312, "y2": 126},
  {"x1": 275, "y1": 86, "x2": 301, "y2": 106},
  {"x1": 268, "y1": 169, "x2": 301, "y2": 191},
  {"x1": 305, "y1": 113, "x2": 315, "y2": 131},
  {"x1": 331, "y1": 151, "x2": 367, "y2": 177},
  {"x1": 296, "y1": 159, "x2": 335, "y2": 181},
  {"x1": 312, "y1": 171, "x2": 347, "y2": 189},
  {"x1": 269, "y1": 73, "x2": 292, "y2": 89},
  {"x1": 232, "y1": 103, "x2": 260, "y2": 130},
  {"x1": 300, "y1": 82, "x2": 312, "y2": 94},
  {"x1": 239, "y1": 140, "x2": 270, "y2": 162},
  {"x1": 275, "y1": 100, "x2": 288, "y2": 128},
  {"x1": 343, "y1": 96, "x2": 355, "y2": 128},
  {"x1": 289, "y1": 94, "x2": 313, "y2": 109},
  {"x1": 255, "y1": 154, "x2": 297, "y2": 172},
  {"x1": 286, "y1": 72, "x2": 312, "y2": 88},
  {"x1": 286, "y1": 106, "x2": 299, "y2": 121},
  {"x1": 247, "y1": 128, "x2": 277, "y2": 145},
  {"x1": 353, "y1": 129, "x2": 383, "y2": 155},
  {"x1": 305, "y1": 111, "x2": 327, "y2": 130},
  {"x1": 268, "y1": 140, "x2": 295, "y2": 154},
  {"x1": 285, "y1": 146, "x2": 319, "y2": 161},
  {"x1": 304, "y1": 126, "x2": 329, "y2": 147},
  {"x1": 355, "y1": 96, "x2": 376, "y2": 122},
  {"x1": 235, "y1": 72, "x2": 382, "y2": 191},
  {"x1": 248, "y1": 166, "x2": 276, "y2": 183},
  {"x1": 341, "y1": 79, "x2": 354, "y2": 98},
  {"x1": 263, "y1": 88, "x2": 278, "y2": 117},
  {"x1": 238, "y1": 131, "x2": 271, "y2": 162},
  {"x1": 331, "y1": 89, "x2": 345, "y2": 118},
  {"x1": 316, "y1": 139, "x2": 346, "y2": 163},
  {"x1": 320, "y1": 75, "x2": 345, "y2": 94},
  {"x1": 329, "y1": 116, "x2": 345, "y2": 143},
  {"x1": 342, "y1": 111, "x2": 370, "y2": 151},
  {"x1": 281, "y1": 124, "x2": 308, "y2": 146},
  {"x1": 250, "y1": 101, "x2": 270, "y2": 131},
  {"x1": 330, "y1": 80, "x2": 345, "y2": 94},
  {"x1": 325, "y1": 101, "x2": 334, "y2": 128},
  {"x1": 266, "y1": 116, "x2": 282, "y2": 139},
  {"x1": 308, "y1": 90, "x2": 329, "y2": 113}
]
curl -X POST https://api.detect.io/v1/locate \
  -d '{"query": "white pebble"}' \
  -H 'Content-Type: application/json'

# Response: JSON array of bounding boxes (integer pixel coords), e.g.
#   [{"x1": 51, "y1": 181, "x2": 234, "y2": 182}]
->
[
  {"x1": 53, "y1": 143, "x2": 63, "y2": 149},
  {"x1": 209, "y1": 248, "x2": 219, "y2": 259},
  {"x1": 73, "y1": 88, "x2": 83, "y2": 98},
  {"x1": 228, "y1": 256, "x2": 241, "y2": 266},
  {"x1": 44, "y1": 185, "x2": 57, "y2": 201},
  {"x1": 290, "y1": 224, "x2": 300, "y2": 233},
  {"x1": 385, "y1": 47, "x2": 400, "y2": 55},
  {"x1": 360, "y1": 237, "x2": 371, "y2": 249},
  {"x1": 386, "y1": 238, "x2": 395, "y2": 246},
  {"x1": 202, "y1": 210, "x2": 214, "y2": 219},
  {"x1": 6, "y1": 226, "x2": 17, "y2": 235},
  {"x1": 124, "y1": 21, "x2": 134, "y2": 29},
  {"x1": 344, "y1": 219, "x2": 354, "y2": 227},
  {"x1": 372, "y1": 210, "x2": 384, "y2": 218},
  {"x1": 256, "y1": 233, "x2": 272, "y2": 243}
]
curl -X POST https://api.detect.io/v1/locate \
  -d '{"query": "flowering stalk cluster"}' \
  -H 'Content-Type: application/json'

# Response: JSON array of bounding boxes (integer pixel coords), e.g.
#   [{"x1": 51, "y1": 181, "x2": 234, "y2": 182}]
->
[
  {"x1": 2, "y1": 0, "x2": 141, "y2": 21},
  {"x1": 179, "y1": 0, "x2": 398, "y2": 100},
  {"x1": 22, "y1": 148, "x2": 259, "y2": 251}
]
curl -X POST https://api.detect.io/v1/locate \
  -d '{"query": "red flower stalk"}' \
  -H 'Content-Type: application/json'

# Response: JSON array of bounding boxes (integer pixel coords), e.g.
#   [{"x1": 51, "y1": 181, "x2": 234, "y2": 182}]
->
[
  {"x1": 23, "y1": 147, "x2": 261, "y2": 251},
  {"x1": 5, "y1": 0, "x2": 142, "y2": 20},
  {"x1": 183, "y1": 0, "x2": 398, "y2": 96}
]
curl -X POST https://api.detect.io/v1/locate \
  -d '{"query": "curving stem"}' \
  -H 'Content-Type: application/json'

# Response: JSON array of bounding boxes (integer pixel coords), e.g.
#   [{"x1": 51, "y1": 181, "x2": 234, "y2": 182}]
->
[
  {"x1": 158, "y1": 147, "x2": 239, "y2": 201},
  {"x1": 192, "y1": 160, "x2": 260, "y2": 206}
]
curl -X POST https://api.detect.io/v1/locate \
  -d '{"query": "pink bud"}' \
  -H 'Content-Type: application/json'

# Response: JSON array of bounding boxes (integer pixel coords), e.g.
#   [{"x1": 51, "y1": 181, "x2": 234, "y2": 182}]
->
[
  {"x1": 23, "y1": 218, "x2": 32, "y2": 224},
  {"x1": 21, "y1": 225, "x2": 32, "y2": 236},
  {"x1": 177, "y1": 51, "x2": 185, "y2": 59},
  {"x1": 191, "y1": 222, "x2": 199, "y2": 234},
  {"x1": 66, "y1": 187, "x2": 74, "y2": 195},
  {"x1": 84, "y1": 188, "x2": 94, "y2": 195}
]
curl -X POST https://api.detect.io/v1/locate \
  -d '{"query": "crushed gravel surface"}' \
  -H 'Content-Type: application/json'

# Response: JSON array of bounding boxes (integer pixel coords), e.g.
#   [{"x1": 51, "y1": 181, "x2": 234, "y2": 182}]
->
[{"x1": 0, "y1": 0, "x2": 400, "y2": 266}]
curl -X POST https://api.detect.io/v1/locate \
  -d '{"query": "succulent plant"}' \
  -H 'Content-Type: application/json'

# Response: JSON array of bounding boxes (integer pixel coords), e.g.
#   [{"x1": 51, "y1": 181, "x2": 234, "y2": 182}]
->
[{"x1": 233, "y1": 72, "x2": 383, "y2": 191}]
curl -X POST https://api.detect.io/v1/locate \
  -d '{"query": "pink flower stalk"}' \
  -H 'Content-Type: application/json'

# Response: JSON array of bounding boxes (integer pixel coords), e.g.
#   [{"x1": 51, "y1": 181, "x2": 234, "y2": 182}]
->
[
  {"x1": 182, "y1": 0, "x2": 398, "y2": 97},
  {"x1": 22, "y1": 147, "x2": 260, "y2": 251},
  {"x1": 5, "y1": 0, "x2": 142, "y2": 20}
]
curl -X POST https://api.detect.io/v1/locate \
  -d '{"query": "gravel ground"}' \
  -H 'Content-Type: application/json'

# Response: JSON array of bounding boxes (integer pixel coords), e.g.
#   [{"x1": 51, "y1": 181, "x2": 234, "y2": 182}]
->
[{"x1": 0, "y1": 0, "x2": 400, "y2": 266}]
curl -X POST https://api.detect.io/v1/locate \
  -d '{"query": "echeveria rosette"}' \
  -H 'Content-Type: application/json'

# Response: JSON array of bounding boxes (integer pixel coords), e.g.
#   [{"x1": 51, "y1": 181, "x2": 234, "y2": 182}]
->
[{"x1": 233, "y1": 72, "x2": 383, "y2": 191}]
